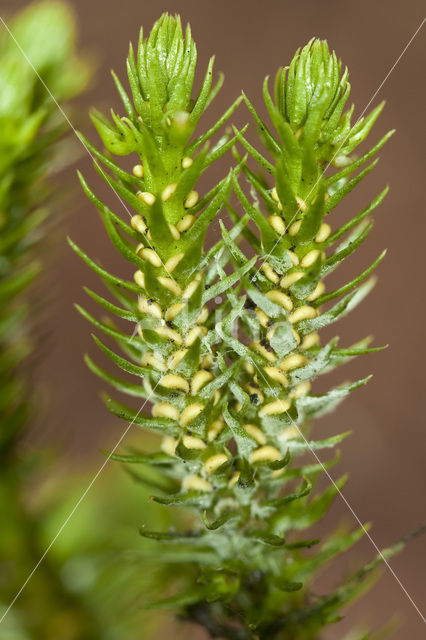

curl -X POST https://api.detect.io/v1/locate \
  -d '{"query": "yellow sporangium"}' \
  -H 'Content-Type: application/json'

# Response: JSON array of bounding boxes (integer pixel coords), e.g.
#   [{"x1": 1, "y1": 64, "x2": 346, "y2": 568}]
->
[
  {"x1": 182, "y1": 278, "x2": 201, "y2": 299},
  {"x1": 250, "y1": 446, "x2": 281, "y2": 463},
  {"x1": 180, "y1": 403, "x2": 205, "y2": 426},
  {"x1": 287, "y1": 250, "x2": 300, "y2": 266},
  {"x1": 184, "y1": 326, "x2": 207, "y2": 347},
  {"x1": 243, "y1": 424, "x2": 267, "y2": 445},
  {"x1": 263, "y1": 366, "x2": 289, "y2": 387},
  {"x1": 191, "y1": 370, "x2": 214, "y2": 394},
  {"x1": 184, "y1": 190, "x2": 199, "y2": 208},
  {"x1": 289, "y1": 305, "x2": 318, "y2": 324},
  {"x1": 161, "y1": 183, "x2": 177, "y2": 202},
  {"x1": 288, "y1": 219, "x2": 302, "y2": 236},
  {"x1": 255, "y1": 307, "x2": 271, "y2": 328},
  {"x1": 267, "y1": 214, "x2": 286, "y2": 235},
  {"x1": 259, "y1": 399, "x2": 291, "y2": 416},
  {"x1": 300, "y1": 332, "x2": 320, "y2": 350},
  {"x1": 160, "y1": 436, "x2": 177, "y2": 456},
  {"x1": 136, "y1": 191, "x2": 156, "y2": 206},
  {"x1": 250, "y1": 341, "x2": 277, "y2": 363},
  {"x1": 266, "y1": 290, "x2": 293, "y2": 311},
  {"x1": 182, "y1": 475, "x2": 212, "y2": 492},
  {"x1": 289, "y1": 381, "x2": 311, "y2": 399},
  {"x1": 168, "y1": 348, "x2": 188, "y2": 369},
  {"x1": 153, "y1": 403, "x2": 180, "y2": 421},
  {"x1": 139, "y1": 248, "x2": 163, "y2": 267},
  {"x1": 279, "y1": 353, "x2": 308, "y2": 372},
  {"x1": 157, "y1": 276, "x2": 182, "y2": 296},
  {"x1": 155, "y1": 326, "x2": 183, "y2": 345},
  {"x1": 177, "y1": 214, "x2": 196, "y2": 232},
  {"x1": 133, "y1": 270, "x2": 146, "y2": 289},
  {"x1": 164, "y1": 252, "x2": 184, "y2": 272},
  {"x1": 168, "y1": 223, "x2": 180, "y2": 240},
  {"x1": 300, "y1": 249, "x2": 320, "y2": 268},
  {"x1": 181, "y1": 156, "x2": 193, "y2": 169},
  {"x1": 165, "y1": 302, "x2": 185, "y2": 322},
  {"x1": 280, "y1": 271, "x2": 304, "y2": 289},
  {"x1": 207, "y1": 418, "x2": 225, "y2": 442},
  {"x1": 204, "y1": 453, "x2": 228, "y2": 473},
  {"x1": 131, "y1": 214, "x2": 147, "y2": 234},
  {"x1": 182, "y1": 434, "x2": 206, "y2": 449},
  {"x1": 138, "y1": 297, "x2": 163, "y2": 319},
  {"x1": 261, "y1": 262, "x2": 280, "y2": 284},
  {"x1": 315, "y1": 222, "x2": 331, "y2": 243},
  {"x1": 141, "y1": 352, "x2": 166, "y2": 371},
  {"x1": 306, "y1": 281, "x2": 325, "y2": 302},
  {"x1": 132, "y1": 164, "x2": 144, "y2": 178},
  {"x1": 159, "y1": 374, "x2": 189, "y2": 393}
]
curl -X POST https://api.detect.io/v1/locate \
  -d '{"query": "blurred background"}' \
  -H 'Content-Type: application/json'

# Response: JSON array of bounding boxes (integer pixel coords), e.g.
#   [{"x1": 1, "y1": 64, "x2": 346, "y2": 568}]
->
[{"x1": 1, "y1": 0, "x2": 425, "y2": 637}]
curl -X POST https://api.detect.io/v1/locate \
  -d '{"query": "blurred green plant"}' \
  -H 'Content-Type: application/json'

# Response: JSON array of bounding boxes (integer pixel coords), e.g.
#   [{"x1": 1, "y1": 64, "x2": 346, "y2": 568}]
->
[
  {"x1": 73, "y1": 13, "x2": 422, "y2": 640},
  {"x1": 0, "y1": 1, "x2": 98, "y2": 636},
  {"x1": 0, "y1": 0, "x2": 91, "y2": 461},
  {"x1": 0, "y1": 457, "x2": 176, "y2": 640}
]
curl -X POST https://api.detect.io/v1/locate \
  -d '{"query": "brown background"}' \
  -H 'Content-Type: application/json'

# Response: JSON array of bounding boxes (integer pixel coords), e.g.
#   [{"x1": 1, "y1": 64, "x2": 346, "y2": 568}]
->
[{"x1": 2, "y1": 0, "x2": 425, "y2": 638}]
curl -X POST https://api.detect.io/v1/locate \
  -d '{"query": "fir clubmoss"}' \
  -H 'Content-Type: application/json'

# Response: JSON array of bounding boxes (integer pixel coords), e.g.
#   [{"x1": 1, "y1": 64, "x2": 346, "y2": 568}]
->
[{"x1": 75, "y1": 15, "x2": 415, "y2": 640}]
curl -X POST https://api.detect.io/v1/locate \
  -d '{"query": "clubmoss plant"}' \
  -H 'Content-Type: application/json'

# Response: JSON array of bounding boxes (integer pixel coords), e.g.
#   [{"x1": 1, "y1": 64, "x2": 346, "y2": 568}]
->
[{"x1": 75, "y1": 14, "x2": 416, "y2": 639}]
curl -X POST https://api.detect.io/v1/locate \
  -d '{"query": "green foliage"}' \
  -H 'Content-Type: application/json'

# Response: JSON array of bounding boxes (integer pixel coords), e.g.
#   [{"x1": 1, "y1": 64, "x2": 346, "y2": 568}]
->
[
  {"x1": 0, "y1": 0, "x2": 90, "y2": 462},
  {"x1": 76, "y1": 15, "x2": 415, "y2": 639},
  {"x1": 0, "y1": 2, "x2": 105, "y2": 637}
]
